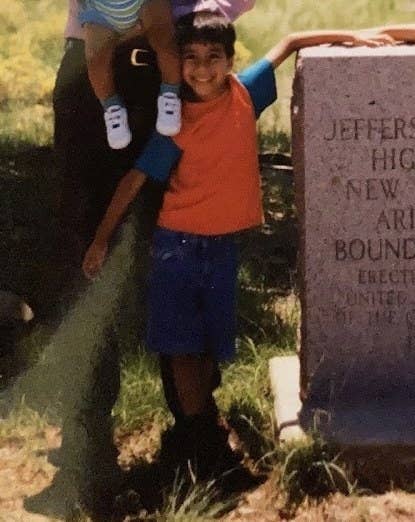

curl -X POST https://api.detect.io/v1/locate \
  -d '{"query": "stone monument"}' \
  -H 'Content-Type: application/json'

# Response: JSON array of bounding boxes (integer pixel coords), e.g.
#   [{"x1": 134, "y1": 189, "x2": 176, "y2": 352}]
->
[{"x1": 271, "y1": 45, "x2": 415, "y2": 445}]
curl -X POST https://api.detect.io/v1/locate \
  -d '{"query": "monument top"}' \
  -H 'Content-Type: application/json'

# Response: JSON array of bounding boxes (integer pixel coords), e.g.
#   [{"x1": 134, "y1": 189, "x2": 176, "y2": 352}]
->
[{"x1": 299, "y1": 44, "x2": 415, "y2": 58}]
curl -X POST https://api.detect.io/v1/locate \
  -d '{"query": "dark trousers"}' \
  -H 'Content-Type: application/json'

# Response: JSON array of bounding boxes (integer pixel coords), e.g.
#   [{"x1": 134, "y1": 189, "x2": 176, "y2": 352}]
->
[
  {"x1": 53, "y1": 37, "x2": 163, "y2": 477},
  {"x1": 54, "y1": 38, "x2": 162, "y2": 249}
]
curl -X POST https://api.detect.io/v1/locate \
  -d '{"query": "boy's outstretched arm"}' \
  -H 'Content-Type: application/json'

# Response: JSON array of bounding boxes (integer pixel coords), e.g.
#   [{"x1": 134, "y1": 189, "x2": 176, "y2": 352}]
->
[
  {"x1": 265, "y1": 31, "x2": 388, "y2": 67},
  {"x1": 82, "y1": 169, "x2": 147, "y2": 279}
]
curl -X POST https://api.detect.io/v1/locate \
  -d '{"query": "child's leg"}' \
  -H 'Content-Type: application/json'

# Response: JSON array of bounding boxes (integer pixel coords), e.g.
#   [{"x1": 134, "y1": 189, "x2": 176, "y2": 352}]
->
[
  {"x1": 141, "y1": 0, "x2": 181, "y2": 136},
  {"x1": 160, "y1": 353, "x2": 245, "y2": 481},
  {"x1": 160, "y1": 353, "x2": 221, "y2": 425},
  {"x1": 169, "y1": 353, "x2": 217, "y2": 416},
  {"x1": 84, "y1": 23, "x2": 119, "y2": 103},
  {"x1": 84, "y1": 23, "x2": 132, "y2": 149},
  {"x1": 144, "y1": 1, "x2": 181, "y2": 87}
]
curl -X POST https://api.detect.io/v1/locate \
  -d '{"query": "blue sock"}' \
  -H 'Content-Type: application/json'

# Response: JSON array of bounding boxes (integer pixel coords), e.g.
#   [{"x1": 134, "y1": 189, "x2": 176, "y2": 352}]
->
[
  {"x1": 101, "y1": 94, "x2": 124, "y2": 110},
  {"x1": 160, "y1": 83, "x2": 180, "y2": 96}
]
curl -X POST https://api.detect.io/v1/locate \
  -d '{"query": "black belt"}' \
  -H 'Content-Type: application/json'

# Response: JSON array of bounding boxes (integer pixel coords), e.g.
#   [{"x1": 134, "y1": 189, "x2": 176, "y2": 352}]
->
[{"x1": 64, "y1": 37, "x2": 154, "y2": 67}]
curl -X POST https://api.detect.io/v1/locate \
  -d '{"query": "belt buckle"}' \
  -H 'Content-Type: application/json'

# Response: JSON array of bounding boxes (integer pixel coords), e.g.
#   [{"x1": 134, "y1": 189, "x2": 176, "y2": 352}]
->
[
  {"x1": 130, "y1": 48, "x2": 150, "y2": 67},
  {"x1": 64, "y1": 39, "x2": 74, "y2": 52}
]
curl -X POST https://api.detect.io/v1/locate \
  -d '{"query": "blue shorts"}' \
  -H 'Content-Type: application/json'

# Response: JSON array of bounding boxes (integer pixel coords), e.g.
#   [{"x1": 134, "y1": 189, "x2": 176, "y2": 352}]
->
[
  {"x1": 146, "y1": 228, "x2": 238, "y2": 361},
  {"x1": 80, "y1": 0, "x2": 147, "y2": 33}
]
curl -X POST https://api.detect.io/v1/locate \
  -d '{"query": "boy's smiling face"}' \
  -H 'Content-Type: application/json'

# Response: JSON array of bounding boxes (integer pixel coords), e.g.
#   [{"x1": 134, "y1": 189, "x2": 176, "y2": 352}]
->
[{"x1": 181, "y1": 42, "x2": 233, "y2": 102}]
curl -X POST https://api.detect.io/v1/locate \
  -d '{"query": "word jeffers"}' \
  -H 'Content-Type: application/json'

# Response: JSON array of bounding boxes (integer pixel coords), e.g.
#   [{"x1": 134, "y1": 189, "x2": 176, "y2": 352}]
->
[{"x1": 324, "y1": 117, "x2": 415, "y2": 142}]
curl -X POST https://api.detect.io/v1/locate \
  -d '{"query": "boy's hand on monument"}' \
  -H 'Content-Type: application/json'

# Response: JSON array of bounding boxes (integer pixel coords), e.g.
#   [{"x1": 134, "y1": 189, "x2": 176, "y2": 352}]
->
[
  {"x1": 372, "y1": 33, "x2": 397, "y2": 45},
  {"x1": 82, "y1": 240, "x2": 108, "y2": 280},
  {"x1": 352, "y1": 32, "x2": 396, "y2": 47}
]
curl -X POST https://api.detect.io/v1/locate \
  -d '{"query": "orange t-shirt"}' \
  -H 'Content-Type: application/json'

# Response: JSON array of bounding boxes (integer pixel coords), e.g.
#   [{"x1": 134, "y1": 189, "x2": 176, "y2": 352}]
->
[{"x1": 157, "y1": 75, "x2": 263, "y2": 235}]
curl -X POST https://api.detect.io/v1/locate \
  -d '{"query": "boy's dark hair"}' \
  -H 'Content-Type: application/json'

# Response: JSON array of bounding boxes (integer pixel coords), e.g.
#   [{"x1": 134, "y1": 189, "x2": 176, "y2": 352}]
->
[{"x1": 176, "y1": 11, "x2": 236, "y2": 58}]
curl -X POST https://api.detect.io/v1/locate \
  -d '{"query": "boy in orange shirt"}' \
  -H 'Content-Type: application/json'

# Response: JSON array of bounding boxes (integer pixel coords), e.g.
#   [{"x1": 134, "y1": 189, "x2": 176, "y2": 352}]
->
[{"x1": 82, "y1": 12, "x2": 384, "y2": 476}]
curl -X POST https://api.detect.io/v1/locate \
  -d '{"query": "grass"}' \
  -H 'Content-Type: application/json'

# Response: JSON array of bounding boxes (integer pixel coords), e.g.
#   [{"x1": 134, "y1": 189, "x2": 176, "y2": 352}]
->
[
  {"x1": 0, "y1": 1, "x2": 64, "y2": 148},
  {"x1": 157, "y1": 478, "x2": 228, "y2": 521},
  {"x1": 278, "y1": 436, "x2": 355, "y2": 509},
  {"x1": 115, "y1": 348, "x2": 168, "y2": 430},
  {"x1": 0, "y1": 398, "x2": 51, "y2": 439}
]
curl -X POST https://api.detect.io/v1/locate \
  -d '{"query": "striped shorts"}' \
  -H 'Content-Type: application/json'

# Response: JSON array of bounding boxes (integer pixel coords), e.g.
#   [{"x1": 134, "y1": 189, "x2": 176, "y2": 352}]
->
[{"x1": 80, "y1": 0, "x2": 148, "y2": 33}]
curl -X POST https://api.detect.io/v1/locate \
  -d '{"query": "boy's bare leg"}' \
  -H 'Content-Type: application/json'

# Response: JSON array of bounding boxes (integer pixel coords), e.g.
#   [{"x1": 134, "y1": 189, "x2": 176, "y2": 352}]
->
[
  {"x1": 84, "y1": 23, "x2": 118, "y2": 102},
  {"x1": 170, "y1": 354, "x2": 216, "y2": 416}
]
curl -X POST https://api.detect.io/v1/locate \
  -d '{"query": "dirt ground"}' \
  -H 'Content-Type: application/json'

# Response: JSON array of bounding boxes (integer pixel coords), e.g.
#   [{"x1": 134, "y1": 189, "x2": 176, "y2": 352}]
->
[{"x1": 2, "y1": 426, "x2": 415, "y2": 522}]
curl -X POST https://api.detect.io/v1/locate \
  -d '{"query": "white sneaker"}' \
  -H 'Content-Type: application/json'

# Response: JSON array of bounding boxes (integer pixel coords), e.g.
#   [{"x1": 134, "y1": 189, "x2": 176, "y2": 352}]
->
[
  {"x1": 104, "y1": 105, "x2": 132, "y2": 149},
  {"x1": 156, "y1": 93, "x2": 182, "y2": 136}
]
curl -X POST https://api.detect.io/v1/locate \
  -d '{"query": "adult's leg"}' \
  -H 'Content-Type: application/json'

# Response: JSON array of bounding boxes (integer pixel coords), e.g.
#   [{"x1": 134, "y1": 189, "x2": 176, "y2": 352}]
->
[
  {"x1": 70, "y1": 38, "x2": 163, "y2": 504},
  {"x1": 59, "y1": 33, "x2": 161, "y2": 463},
  {"x1": 25, "y1": 37, "x2": 161, "y2": 518},
  {"x1": 24, "y1": 39, "x2": 120, "y2": 518}
]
